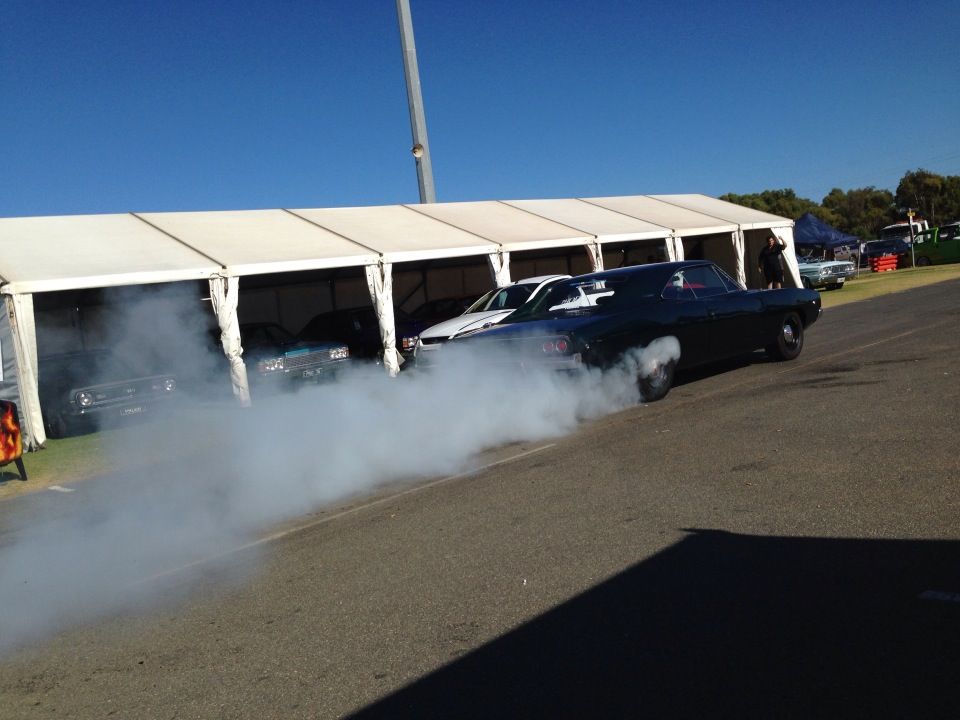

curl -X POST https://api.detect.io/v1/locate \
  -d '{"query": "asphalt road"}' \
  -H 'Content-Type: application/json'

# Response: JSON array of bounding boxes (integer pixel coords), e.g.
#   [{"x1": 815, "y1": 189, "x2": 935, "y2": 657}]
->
[{"x1": 2, "y1": 280, "x2": 959, "y2": 719}]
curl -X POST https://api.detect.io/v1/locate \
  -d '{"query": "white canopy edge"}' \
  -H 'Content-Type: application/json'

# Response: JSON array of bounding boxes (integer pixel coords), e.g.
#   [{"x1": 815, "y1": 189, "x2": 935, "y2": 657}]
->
[
  {"x1": 583, "y1": 196, "x2": 739, "y2": 236},
  {"x1": 405, "y1": 201, "x2": 594, "y2": 253},
  {"x1": 0, "y1": 268, "x2": 220, "y2": 295},
  {"x1": 217, "y1": 255, "x2": 379, "y2": 278},
  {"x1": 649, "y1": 194, "x2": 792, "y2": 231},
  {"x1": 504, "y1": 198, "x2": 672, "y2": 245},
  {"x1": 0, "y1": 195, "x2": 792, "y2": 296},
  {"x1": 0, "y1": 212, "x2": 223, "y2": 295}
]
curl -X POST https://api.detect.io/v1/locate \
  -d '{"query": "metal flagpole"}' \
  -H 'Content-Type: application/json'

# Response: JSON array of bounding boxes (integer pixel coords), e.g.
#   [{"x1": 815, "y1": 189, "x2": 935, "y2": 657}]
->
[{"x1": 396, "y1": 0, "x2": 436, "y2": 204}]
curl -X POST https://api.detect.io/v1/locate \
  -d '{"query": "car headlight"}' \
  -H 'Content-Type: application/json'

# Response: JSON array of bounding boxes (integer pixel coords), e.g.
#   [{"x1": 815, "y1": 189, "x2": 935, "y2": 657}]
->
[
  {"x1": 819, "y1": 268, "x2": 830, "y2": 276},
  {"x1": 257, "y1": 357, "x2": 285, "y2": 373},
  {"x1": 329, "y1": 346, "x2": 349, "y2": 360},
  {"x1": 162, "y1": 378, "x2": 177, "y2": 392},
  {"x1": 76, "y1": 391, "x2": 94, "y2": 407},
  {"x1": 402, "y1": 336, "x2": 419, "y2": 351}
]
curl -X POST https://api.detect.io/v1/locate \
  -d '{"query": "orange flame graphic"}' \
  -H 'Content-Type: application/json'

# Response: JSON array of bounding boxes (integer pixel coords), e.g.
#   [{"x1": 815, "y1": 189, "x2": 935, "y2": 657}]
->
[{"x1": 0, "y1": 401, "x2": 23, "y2": 463}]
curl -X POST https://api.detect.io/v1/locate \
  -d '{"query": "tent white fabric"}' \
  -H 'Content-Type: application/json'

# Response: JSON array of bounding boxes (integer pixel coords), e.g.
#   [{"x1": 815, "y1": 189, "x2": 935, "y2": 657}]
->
[
  {"x1": 664, "y1": 235, "x2": 685, "y2": 262},
  {"x1": 584, "y1": 196, "x2": 739, "y2": 236},
  {"x1": 488, "y1": 251, "x2": 512, "y2": 287},
  {"x1": 0, "y1": 213, "x2": 221, "y2": 294},
  {"x1": 290, "y1": 205, "x2": 498, "y2": 263},
  {"x1": 209, "y1": 276, "x2": 251, "y2": 406},
  {"x1": 365, "y1": 263, "x2": 401, "y2": 376},
  {"x1": 586, "y1": 243, "x2": 604, "y2": 272},
  {"x1": 648, "y1": 194, "x2": 790, "y2": 230},
  {"x1": 139, "y1": 209, "x2": 379, "y2": 276},
  {"x1": 732, "y1": 230, "x2": 747, "y2": 287},
  {"x1": 5, "y1": 294, "x2": 45, "y2": 449}
]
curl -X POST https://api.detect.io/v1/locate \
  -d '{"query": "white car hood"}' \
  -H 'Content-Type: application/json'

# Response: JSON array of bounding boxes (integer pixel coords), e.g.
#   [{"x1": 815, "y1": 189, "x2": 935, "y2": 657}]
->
[{"x1": 419, "y1": 309, "x2": 514, "y2": 340}]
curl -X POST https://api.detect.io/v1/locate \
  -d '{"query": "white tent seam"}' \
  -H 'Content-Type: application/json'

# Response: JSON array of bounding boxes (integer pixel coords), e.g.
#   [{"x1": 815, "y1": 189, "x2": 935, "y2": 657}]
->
[
  {"x1": 640, "y1": 195, "x2": 737, "y2": 228},
  {"x1": 281, "y1": 208, "x2": 383, "y2": 260},
  {"x1": 402, "y1": 204, "x2": 503, "y2": 249},
  {"x1": 129, "y1": 212, "x2": 228, "y2": 269},
  {"x1": 576, "y1": 198, "x2": 677, "y2": 235},
  {"x1": 493, "y1": 199, "x2": 600, "y2": 241}
]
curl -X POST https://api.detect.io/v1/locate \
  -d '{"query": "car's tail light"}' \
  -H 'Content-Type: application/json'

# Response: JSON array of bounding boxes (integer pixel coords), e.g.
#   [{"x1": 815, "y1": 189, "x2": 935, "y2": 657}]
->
[
  {"x1": 542, "y1": 337, "x2": 571, "y2": 354},
  {"x1": 402, "y1": 336, "x2": 419, "y2": 350}
]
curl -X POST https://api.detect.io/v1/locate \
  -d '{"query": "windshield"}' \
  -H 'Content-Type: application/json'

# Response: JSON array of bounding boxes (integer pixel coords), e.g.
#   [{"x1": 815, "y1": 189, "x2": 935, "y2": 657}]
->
[
  {"x1": 241, "y1": 324, "x2": 295, "y2": 348},
  {"x1": 464, "y1": 284, "x2": 534, "y2": 313},
  {"x1": 40, "y1": 352, "x2": 137, "y2": 386},
  {"x1": 880, "y1": 224, "x2": 919, "y2": 241}
]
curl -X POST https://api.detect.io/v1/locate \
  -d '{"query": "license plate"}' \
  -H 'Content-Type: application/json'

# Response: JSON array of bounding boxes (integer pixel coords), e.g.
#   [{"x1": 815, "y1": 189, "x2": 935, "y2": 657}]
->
[
  {"x1": 121, "y1": 406, "x2": 144, "y2": 416},
  {"x1": 302, "y1": 369, "x2": 317, "y2": 378}
]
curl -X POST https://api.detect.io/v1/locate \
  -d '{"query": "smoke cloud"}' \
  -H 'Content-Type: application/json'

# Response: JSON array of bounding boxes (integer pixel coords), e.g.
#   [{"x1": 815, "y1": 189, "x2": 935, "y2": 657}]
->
[{"x1": 0, "y1": 307, "x2": 680, "y2": 655}]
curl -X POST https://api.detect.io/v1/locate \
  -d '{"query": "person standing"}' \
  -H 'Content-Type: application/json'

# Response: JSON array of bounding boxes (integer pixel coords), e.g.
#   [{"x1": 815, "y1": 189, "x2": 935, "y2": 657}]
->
[{"x1": 758, "y1": 234, "x2": 786, "y2": 289}]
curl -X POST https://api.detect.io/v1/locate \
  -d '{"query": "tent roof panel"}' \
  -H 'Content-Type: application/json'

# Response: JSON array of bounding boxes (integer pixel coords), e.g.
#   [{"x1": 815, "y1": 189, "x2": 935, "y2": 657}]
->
[
  {"x1": 648, "y1": 194, "x2": 791, "y2": 230},
  {"x1": 138, "y1": 209, "x2": 379, "y2": 276},
  {"x1": 504, "y1": 198, "x2": 671, "y2": 243},
  {"x1": 584, "y1": 195, "x2": 738, "y2": 235},
  {"x1": 406, "y1": 201, "x2": 593, "y2": 251},
  {"x1": 0, "y1": 214, "x2": 220, "y2": 294},
  {"x1": 290, "y1": 205, "x2": 499, "y2": 262}
]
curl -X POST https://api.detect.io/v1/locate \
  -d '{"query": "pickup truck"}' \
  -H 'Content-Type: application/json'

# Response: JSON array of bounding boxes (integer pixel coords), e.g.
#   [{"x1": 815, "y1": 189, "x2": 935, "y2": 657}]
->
[{"x1": 912, "y1": 223, "x2": 960, "y2": 266}]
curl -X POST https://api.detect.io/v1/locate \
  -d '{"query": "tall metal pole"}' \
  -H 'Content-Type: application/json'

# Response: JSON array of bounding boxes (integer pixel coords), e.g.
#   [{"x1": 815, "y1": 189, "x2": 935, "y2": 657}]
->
[{"x1": 396, "y1": 0, "x2": 436, "y2": 203}]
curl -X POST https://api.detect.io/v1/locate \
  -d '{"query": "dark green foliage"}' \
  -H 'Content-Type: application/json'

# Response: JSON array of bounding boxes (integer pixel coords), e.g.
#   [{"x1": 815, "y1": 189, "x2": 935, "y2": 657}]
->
[
  {"x1": 821, "y1": 187, "x2": 896, "y2": 239},
  {"x1": 724, "y1": 170, "x2": 960, "y2": 240},
  {"x1": 896, "y1": 170, "x2": 960, "y2": 226}
]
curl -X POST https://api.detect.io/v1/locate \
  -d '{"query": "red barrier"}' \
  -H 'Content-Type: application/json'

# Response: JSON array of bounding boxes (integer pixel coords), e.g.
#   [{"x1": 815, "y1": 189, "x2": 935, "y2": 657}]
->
[{"x1": 870, "y1": 256, "x2": 899, "y2": 273}]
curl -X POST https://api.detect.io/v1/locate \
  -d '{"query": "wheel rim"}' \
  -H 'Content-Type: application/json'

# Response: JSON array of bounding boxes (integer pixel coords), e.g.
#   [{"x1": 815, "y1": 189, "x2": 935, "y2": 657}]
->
[
  {"x1": 782, "y1": 322, "x2": 797, "y2": 347},
  {"x1": 650, "y1": 362, "x2": 666, "y2": 386}
]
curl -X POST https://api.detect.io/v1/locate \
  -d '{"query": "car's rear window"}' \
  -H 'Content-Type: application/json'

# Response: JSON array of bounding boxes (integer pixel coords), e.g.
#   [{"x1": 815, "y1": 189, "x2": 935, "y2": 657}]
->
[{"x1": 512, "y1": 277, "x2": 629, "y2": 318}]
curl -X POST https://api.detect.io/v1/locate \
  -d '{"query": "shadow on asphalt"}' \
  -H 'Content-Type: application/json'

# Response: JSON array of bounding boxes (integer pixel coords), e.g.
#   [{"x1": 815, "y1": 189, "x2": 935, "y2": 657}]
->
[{"x1": 349, "y1": 530, "x2": 960, "y2": 719}]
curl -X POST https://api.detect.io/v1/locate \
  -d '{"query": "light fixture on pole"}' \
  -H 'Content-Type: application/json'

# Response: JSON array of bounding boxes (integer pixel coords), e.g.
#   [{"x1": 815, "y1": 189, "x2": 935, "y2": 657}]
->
[{"x1": 396, "y1": 0, "x2": 436, "y2": 204}]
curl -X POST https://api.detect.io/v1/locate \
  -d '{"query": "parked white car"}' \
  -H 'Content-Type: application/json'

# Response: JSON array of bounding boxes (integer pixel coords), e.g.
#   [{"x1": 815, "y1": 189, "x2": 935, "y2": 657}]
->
[{"x1": 414, "y1": 275, "x2": 570, "y2": 365}]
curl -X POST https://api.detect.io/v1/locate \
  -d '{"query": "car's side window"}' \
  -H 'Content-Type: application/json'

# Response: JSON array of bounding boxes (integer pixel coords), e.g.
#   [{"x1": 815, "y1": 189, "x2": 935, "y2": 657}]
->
[
  {"x1": 662, "y1": 271, "x2": 697, "y2": 300},
  {"x1": 714, "y1": 266, "x2": 743, "y2": 292},
  {"x1": 683, "y1": 265, "x2": 729, "y2": 298}
]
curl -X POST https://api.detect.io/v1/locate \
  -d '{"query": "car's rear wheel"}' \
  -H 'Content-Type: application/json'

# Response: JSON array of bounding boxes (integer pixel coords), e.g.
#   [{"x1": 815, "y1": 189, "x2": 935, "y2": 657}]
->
[
  {"x1": 766, "y1": 312, "x2": 804, "y2": 361},
  {"x1": 638, "y1": 359, "x2": 676, "y2": 402}
]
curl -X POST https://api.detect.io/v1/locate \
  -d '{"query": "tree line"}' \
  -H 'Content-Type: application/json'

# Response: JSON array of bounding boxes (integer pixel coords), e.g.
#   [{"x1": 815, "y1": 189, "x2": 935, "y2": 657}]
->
[{"x1": 720, "y1": 169, "x2": 960, "y2": 239}]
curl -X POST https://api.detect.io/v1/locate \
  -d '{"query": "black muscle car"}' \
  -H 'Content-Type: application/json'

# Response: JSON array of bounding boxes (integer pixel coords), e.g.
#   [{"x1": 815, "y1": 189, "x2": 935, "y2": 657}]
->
[
  {"x1": 39, "y1": 350, "x2": 178, "y2": 438},
  {"x1": 445, "y1": 261, "x2": 821, "y2": 401}
]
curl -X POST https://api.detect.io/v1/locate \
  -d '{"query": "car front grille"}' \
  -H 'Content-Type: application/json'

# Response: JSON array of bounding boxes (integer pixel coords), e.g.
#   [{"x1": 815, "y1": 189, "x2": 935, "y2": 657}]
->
[
  {"x1": 284, "y1": 350, "x2": 343, "y2": 370},
  {"x1": 82, "y1": 378, "x2": 172, "y2": 406}
]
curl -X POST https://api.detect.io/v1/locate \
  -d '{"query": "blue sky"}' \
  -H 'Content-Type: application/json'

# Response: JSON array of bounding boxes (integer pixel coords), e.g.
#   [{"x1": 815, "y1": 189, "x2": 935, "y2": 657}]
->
[{"x1": 2, "y1": 0, "x2": 958, "y2": 218}]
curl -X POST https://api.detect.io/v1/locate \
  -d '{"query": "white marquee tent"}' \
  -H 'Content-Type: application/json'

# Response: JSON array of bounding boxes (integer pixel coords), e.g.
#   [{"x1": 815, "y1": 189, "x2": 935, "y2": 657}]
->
[{"x1": 0, "y1": 194, "x2": 798, "y2": 449}]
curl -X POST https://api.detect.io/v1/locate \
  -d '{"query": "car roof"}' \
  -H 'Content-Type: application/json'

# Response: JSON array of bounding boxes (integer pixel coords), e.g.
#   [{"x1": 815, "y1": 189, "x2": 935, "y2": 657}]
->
[{"x1": 511, "y1": 274, "x2": 570, "y2": 286}]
